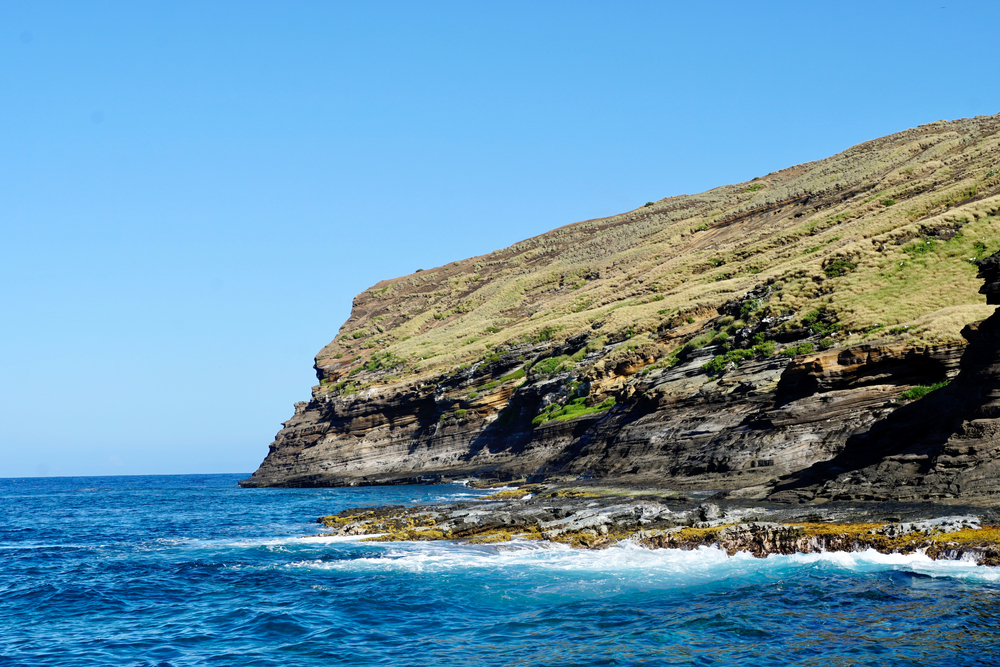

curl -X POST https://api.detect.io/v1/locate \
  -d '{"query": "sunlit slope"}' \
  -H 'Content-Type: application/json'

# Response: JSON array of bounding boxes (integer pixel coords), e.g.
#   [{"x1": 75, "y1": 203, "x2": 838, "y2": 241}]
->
[{"x1": 318, "y1": 115, "x2": 1000, "y2": 385}]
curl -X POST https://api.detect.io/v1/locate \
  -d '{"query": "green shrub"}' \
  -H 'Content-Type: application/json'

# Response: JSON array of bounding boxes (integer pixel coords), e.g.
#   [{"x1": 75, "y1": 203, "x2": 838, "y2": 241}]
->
[
  {"x1": 740, "y1": 299, "x2": 763, "y2": 319},
  {"x1": 782, "y1": 342, "x2": 815, "y2": 357},
  {"x1": 467, "y1": 391, "x2": 478, "y2": 400},
  {"x1": 801, "y1": 309, "x2": 841, "y2": 336},
  {"x1": 701, "y1": 345, "x2": 767, "y2": 376},
  {"x1": 536, "y1": 326, "x2": 557, "y2": 342},
  {"x1": 454, "y1": 409, "x2": 468, "y2": 419},
  {"x1": 483, "y1": 381, "x2": 499, "y2": 391},
  {"x1": 823, "y1": 259, "x2": 857, "y2": 278},
  {"x1": 903, "y1": 239, "x2": 936, "y2": 257},
  {"x1": 900, "y1": 381, "x2": 948, "y2": 401},
  {"x1": 363, "y1": 351, "x2": 406, "y2": 372},
  {"x1": 881, "y1": 198, "x2": 896, "y2": 207},
  {"x1": 532, "y1": 397, "x2": 616, "y2": 426}
]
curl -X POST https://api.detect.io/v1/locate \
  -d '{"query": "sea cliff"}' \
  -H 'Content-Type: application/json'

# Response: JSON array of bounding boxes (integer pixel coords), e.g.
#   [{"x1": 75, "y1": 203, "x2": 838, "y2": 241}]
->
[{"x1": 242, "y1": 114, "x2": 1000, "y2": 504}]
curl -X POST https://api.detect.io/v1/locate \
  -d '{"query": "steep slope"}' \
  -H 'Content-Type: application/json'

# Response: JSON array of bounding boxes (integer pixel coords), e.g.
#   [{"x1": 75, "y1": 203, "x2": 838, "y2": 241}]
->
[{"x1": 241, "y1": 114, "x2": 1000, "y2": 499}]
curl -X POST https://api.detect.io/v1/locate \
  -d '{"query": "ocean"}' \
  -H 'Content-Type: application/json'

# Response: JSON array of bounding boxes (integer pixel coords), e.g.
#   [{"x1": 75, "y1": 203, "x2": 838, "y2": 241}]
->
[{"x1": 2, "y1": 474, "x2": 999, "y2": 666}]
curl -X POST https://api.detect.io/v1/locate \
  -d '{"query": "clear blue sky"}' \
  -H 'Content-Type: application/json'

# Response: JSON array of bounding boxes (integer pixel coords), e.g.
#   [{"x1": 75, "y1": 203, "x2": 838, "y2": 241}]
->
[{"x1": 3, "y1": 1, "x2": 998, "y2": 477}]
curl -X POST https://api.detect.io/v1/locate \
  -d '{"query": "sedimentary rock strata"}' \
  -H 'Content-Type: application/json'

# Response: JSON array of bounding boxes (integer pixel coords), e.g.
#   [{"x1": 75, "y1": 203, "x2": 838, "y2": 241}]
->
[{"x1": 242, "y1": 114, "x2": 1000, "y2": 502}]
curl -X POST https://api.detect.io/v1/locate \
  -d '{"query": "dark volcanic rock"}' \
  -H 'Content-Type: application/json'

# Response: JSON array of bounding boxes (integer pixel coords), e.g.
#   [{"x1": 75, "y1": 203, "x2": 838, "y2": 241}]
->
[
  {"x1": 241, "y1": 118, "x2": 1000, "y2": 499},
  {"x1": 769, "y1": 250, "x2": 1000, "y2": 504},
  {"x1": 240, "y1": 336, "x2": 964, "y2": 494},
  {"x1": 312, "y1": 488, "x2": 1000, "y2": 564}
]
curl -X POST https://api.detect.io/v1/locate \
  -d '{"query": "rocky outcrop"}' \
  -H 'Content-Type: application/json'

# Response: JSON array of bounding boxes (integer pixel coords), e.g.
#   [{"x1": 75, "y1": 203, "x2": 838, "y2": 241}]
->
[
  {"x1": 240, "y1": 326, "x2": 965, "y2": 492},
  {"x1": 770, "y1": 252, "x2": 1000, "y2": 503},
  {"x1": 311, "y1": 487, "x2": 1000, "y2": 564},
  {"x1": 241, "y1": 115, "x2": 1000, "y2": 500}
]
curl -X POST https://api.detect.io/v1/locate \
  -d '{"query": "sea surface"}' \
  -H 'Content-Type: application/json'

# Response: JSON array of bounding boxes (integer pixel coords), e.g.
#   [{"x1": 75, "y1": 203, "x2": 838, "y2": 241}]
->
[{"x1": 2, "y1": 474, "x2": 1000, "y2": 666}]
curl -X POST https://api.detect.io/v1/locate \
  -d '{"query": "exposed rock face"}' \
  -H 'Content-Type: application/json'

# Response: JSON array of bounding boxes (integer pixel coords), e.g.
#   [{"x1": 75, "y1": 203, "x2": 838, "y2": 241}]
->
[
  {"x1": 241, "y1": 115, "x2": 1000, "y2": 498},
  {"x1": 770, "y1": 252, "x2": 1000, "y2": 503},
  {"x1": 312, "y1": 489, "x2": 1000, "y2": 564},
  {"x1": 240, "y1": 334, "x2": 964, "y2": 491}
]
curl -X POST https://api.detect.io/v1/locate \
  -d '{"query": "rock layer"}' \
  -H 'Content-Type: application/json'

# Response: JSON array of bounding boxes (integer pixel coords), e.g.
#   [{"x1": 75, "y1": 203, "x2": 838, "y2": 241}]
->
[
  {"x1": 312, "y1": 488, "x2": 1000, "y2": 564},
  {"x1": 770, "y1": 252, "x2": 1000, "y2": 503},
  {"x1": 241, "y1": 115, "x2": 1000, "y2": 501}
]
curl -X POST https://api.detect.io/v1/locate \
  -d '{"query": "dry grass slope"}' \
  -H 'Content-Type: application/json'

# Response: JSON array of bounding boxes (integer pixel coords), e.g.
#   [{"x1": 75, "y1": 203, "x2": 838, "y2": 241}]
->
[{"x1": 315, "y1": 114, "x2": 1000, "y2": 389}]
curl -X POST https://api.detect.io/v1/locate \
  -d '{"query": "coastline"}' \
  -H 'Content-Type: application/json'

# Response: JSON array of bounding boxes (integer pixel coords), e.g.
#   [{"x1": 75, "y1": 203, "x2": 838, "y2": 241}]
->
[{"x1": 314, "y1": 481, "x2": 1000, "y2": 565}]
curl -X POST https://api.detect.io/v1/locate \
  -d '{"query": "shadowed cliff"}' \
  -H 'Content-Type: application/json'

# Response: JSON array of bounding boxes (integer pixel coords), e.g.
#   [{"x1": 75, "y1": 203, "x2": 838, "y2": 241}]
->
[{"x1": 769, "y1": 251, "x2": 1000, "y2": 503}]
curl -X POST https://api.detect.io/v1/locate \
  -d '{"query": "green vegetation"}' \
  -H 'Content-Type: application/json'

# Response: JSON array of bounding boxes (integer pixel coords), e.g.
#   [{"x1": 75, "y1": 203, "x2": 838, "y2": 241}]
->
[
  {"x1": 530, "y1": 327, "x2": 557, "y2": 343},
  {"x1": 312, "y1": 116, "x2": 1000, "y2": 389},
  {"x1": 499, "y1": 368, "x2": 527, "y2": 383},
  {"x1": 900, "y1": 381, "x2": 949, "y2": 401},
  {"x1": 701, "y1": 339, "x2": 777, "y2": 376},
  {"x1": 532, "y1": 396, "x2": 616, "y2": 426},
  {"x1": 823, "y1": 258, "x2": 857, "y2": 278},
  {"x1": 680, "y1": 331, "x2": 719, "y2": 356},
  {"x1": 782, "y1": 342, "x2": 815, "y2": 357},
  {"x1": 800, "y1": 309, "x2": 841, "y2": 336},
  {"x1": 532, "y1": 355, "x2": 571, "y2": 375}
]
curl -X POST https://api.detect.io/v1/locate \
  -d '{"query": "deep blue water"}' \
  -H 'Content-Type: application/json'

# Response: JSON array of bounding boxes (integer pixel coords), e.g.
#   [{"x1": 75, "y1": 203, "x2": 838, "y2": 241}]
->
[{"x1": 3, "y1": 475, "x2": 1000, "y2": 666}]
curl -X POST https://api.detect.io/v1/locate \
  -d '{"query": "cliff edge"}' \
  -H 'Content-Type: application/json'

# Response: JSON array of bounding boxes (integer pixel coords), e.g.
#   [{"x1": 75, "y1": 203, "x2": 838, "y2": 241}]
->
[{"x1": 241, "y1": 114, "x2": 1000, "y2": 502}]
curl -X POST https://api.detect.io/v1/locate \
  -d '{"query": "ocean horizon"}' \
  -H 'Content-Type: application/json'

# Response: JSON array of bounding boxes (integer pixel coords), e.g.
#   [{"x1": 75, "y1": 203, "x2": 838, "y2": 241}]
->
[{"x1": 3, "y1": 473, "x2": 999, "y2": 666}]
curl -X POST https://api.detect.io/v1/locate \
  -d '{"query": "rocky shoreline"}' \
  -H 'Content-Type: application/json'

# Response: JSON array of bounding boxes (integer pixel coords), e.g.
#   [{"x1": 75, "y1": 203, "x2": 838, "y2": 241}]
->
[{"x1": 313, "y1": 481, "x2": 1000, "y2": 565}]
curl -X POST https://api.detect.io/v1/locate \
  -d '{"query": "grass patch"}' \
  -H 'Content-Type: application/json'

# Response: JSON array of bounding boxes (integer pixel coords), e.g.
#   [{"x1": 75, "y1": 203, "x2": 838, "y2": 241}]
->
[
  {"x1": 532, "y1": 396, "x2": 616, "y2": 426},
  {"x1": 532, "y1": 355, "x2": 571, "y2": 375},
  {"x1": 899, "y1": 381, "x2": 948, "y2": 401}
]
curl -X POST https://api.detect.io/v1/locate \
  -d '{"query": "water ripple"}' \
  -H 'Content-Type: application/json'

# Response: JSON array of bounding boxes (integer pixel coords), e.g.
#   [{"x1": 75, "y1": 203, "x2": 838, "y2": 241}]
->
[{"x1": 3, "y1": 475, "x2": 1000, "y2": 666}]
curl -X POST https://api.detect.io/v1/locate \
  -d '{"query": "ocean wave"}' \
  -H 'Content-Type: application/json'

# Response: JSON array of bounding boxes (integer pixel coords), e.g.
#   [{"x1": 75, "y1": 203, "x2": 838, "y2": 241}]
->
[{"x1": 274, "y1": 539, "x2": 1000, "y2": 583}]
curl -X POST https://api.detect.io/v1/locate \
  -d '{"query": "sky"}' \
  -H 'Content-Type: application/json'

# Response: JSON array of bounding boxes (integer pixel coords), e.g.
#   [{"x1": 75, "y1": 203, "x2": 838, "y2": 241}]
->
[{"x1": 3, "y1": 1, "x2": 999, "y2": 478}]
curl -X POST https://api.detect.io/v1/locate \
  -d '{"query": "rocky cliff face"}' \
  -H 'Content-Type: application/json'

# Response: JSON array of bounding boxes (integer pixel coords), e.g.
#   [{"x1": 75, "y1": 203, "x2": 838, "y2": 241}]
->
[
  {"x1": 241, "y1": 114, "x2": 1000, "y2": 500},
  {"x1": 770, "y1": 252, "x2": 1000, "y2": 503}
]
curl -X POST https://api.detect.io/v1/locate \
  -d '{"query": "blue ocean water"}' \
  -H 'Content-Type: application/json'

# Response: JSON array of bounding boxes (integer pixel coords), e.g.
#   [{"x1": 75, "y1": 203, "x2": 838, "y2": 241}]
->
[{"x1": 2, "y1": 475, "x2": 1000, "y2": 666}]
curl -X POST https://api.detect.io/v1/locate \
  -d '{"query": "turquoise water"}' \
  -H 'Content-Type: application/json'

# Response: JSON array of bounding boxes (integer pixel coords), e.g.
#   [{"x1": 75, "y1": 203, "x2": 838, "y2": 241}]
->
[{"x1": 2, "y1": 474, "x2": 1000, "y2": 666}]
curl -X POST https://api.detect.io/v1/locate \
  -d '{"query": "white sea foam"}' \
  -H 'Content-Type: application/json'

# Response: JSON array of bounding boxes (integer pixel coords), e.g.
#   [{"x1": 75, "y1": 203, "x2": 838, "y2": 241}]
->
[{"x1": 278, "y1": 539, "x2": 1000, "y2": 584}]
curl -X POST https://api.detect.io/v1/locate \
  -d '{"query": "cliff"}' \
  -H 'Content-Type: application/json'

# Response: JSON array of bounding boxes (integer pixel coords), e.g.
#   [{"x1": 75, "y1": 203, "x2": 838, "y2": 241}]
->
[{"x1": 241, "y1": 114, "x2": 1000, "y2": 502}]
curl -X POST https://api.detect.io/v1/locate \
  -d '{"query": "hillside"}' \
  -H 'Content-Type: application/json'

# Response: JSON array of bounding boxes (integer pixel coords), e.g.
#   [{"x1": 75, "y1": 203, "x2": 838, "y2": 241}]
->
[{"x1": 241, "y1": 114, "x2": 1000, "y2": 501}]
